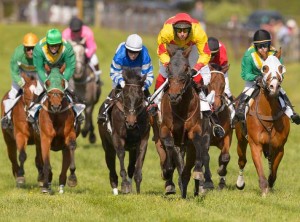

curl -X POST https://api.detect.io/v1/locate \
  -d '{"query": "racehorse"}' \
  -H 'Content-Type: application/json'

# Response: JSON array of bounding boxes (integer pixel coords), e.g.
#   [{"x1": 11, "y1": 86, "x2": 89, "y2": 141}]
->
[
  {"x1": 69, "y1": 40, "x2": 101, "y2": 144},
  {"x1": 98, "y1": 69, "x2": 150, "y2": 195},
  {"x1": 1, "y1": 73, "x2": 43, "y2": 187},
  {"x1": 37, "y1": 67, "x2": 79, "y2": 194},
  {"x1": 235, "y1": 52, "x2": 290, "y2": 196},
  {"x1": 206, "y1": 63, "x2": 233, "y2": 189},
  {"x1": 159, "y1": 46, "x2": 211, "y2": 198}
]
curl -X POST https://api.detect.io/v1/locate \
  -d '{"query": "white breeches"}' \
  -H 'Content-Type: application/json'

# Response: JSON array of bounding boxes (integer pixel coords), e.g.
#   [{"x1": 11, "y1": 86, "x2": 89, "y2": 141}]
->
[
  {"x1": 88, "y1": 53, "x2": 102, "y2": 75},
  {"x1": 224, "y1": 72, "x2": 232, "y2": 97}
]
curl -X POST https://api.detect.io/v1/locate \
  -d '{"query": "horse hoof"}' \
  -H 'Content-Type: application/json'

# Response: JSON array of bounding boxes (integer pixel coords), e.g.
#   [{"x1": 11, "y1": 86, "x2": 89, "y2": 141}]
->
[
  {"x1": 81, "y1": 130, "x2": 88, "y2": 138},
  {"x1": 165, "y1": 185, "x2": 176, "y2": 195},
  {"x1": 16, "y1": 177, "x2": 25, "y2": 187},
  {"x1": 121, "y1": 183, "x2": 132, "y2": 194},
  {"x1": 218, "y1": 178, "x2": 226, "y2": 190},
  {"x1": 67, "y1": 175, "x2": 78, "y2": 187},
  {"x1": 59, "y1": 185, "x2": 64, "y2": 194},
  {"x1": 89, "y1": 133, "x2": 96, "y2": 144},
  {"x1": 112, "y1": 188, "x2": 118, "y2": 195},
  {"x1": 204, "y1": 181, "x2": 214, "y2": 190},
  {"x1": 41, "y1": 187, "x2": 52, "y2": 194}
]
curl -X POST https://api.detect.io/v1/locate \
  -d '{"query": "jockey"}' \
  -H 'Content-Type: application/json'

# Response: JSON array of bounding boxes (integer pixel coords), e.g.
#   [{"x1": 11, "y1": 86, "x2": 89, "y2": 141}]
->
[
  {"x1": 98, "y1": 34, "x2": 154, "y2": 121},
  {"x1": 235, "y1": 29, "x2": 300, "y2": 125},
  {"x1": 62, "y1": 17, "x2": 102, "y2": 86},
  {"x1": 207, "y1": 37, "x2": 235, "y2": 126},
  {"x1": 149, "y1": 12, "x2": 224, "y2": 138},
  {"x1": 1, "y1": 33, "x2": 39, "y2": 129},
  {"x1": 27, "y1": 28, "x2": 85, "y2": 127}
]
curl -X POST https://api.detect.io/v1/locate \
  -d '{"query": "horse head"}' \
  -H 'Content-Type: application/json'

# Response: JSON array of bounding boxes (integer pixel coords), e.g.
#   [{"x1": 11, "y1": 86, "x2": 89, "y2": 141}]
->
[
  {"x1": 21, "y1": 72, "x2": 37, "y2": 108},
  {"x1": 208, "y1": 63, "x2": 227, "y2": 112},
  {"x1": 45, "y1": 68, "x2": 66, "y2": 113},
  {"x1": 166, "y1": 46, "x2": 192, "y2": 104},
  {"x1": 69, "y1": 39, "x2": 87, "y2": 80},
  {"x1": 261, "y1": 50, "x2": 285, "y2": 97},
  {"x1": 122, "y1": 68, "x2": 147, "y2": 129}
]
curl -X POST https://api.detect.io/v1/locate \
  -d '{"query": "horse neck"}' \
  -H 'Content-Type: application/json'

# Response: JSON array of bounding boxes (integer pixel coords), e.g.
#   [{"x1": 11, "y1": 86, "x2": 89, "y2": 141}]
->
[{"x1": 255, "y1": 88, "x2": 281, "y2": 115}]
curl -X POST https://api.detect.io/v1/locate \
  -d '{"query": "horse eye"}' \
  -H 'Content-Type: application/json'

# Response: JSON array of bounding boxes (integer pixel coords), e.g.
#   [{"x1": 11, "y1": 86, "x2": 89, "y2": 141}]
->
[{"x1": 262, "y1": 65, "x2": 269, "y2": 73}]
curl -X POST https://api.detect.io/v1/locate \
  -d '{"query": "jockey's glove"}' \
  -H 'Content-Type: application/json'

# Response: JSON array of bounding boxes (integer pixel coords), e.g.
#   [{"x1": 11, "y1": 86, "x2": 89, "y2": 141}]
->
[
  {"x1": 254, "y1": 75, "x2": 263, "y2": 84},
  {"x1": 120, "y1": 80, "x2": 125, "y2": 88},
  {"x1": 190, "y1": 69, "x2": 198, "y2": 77},
  {"x1": 17, "y1": 77, "x2": 25, "y2": 88}
]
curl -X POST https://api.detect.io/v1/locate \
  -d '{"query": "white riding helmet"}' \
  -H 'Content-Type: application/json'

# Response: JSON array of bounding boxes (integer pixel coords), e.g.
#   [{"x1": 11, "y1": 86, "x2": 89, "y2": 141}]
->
[{"x1": 125, "y1": 34, "x2": 143, "y2": 52}]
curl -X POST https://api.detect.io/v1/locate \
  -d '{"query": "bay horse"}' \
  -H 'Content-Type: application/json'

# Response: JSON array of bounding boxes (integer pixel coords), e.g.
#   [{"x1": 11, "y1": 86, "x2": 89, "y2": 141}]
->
[
  {"x1": 1, "y1": 72, "x2": 43, "y2": 187},
  {"x1": 37, "y1": 67, "x2": 80, "y2": 194},
  {"x1": 159, "y1": 46, "x2": 211, "y2": 198},
  {"x1": 206, "y1": 63, "x2": 233, "y2": 189},
  {"x1": 235, "y1": 52, "x2": 290, "y2": 196},
  {"x1": 69, "y1": 40, "x2": 101, "y2": 144},
  {"x1": 98, "y1": 69, "x2": 150, "y2": 195}
]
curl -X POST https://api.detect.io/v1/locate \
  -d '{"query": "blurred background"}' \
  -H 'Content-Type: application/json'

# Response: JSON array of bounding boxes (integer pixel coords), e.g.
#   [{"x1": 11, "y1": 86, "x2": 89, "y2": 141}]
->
[{"x1": 0, "y1": 0, "x2": 299, "y2": 63}]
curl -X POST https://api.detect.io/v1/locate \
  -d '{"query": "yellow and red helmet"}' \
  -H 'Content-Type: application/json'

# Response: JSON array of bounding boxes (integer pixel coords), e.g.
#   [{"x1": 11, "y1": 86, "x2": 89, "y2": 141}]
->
[{"x1": 23, "y1": 33, "x2": 39, "y2": 47}]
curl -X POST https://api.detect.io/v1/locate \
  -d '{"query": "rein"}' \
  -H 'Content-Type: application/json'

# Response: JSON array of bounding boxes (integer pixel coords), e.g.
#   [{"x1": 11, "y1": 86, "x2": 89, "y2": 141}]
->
[{"x1": 41, "y1": 102, "x2": 74, "y2": 114}]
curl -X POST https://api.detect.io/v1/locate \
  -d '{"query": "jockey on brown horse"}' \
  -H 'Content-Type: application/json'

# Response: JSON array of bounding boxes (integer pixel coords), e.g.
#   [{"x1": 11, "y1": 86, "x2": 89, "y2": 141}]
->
[
  {"x1": 62, "y1": 16, "x2": 103, "y2": 87},
  {"x1": 27, "y1": 29, "x2": 85, "y2": 130},
  {"x1": 235, "y1": 29, "x2": 300, "y2": 125},
  {"x1": 1, "y1": 33, "x2": 39, "y2": 129},
  {"x1": 148, "y1": 12, "x2": 225, "y2": 138}
]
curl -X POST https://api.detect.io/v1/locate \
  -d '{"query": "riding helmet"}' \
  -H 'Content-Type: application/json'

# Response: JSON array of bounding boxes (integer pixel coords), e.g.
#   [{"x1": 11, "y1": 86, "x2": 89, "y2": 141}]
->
[
  {"x1": 208, "y1": 37, "x2": 220, "y2": 54},
  {"x1": 172, "y1": 13, "x2": 192, "y2": 29},
  {"x1": 23, "y1": 33, "x2": 39, "y2": 47},
  {"x1": 253, "y1": 29, "x2": 271, "y2": 44},
  {"x1": 46, "y1": 29, "x2": 62, "y2": 45},
  {"x1": 125, "y1": 34, "x2": 143, "y2": 52},
  {"x1": 70, "y1": 17, "x2": 83, "y2": 32}
]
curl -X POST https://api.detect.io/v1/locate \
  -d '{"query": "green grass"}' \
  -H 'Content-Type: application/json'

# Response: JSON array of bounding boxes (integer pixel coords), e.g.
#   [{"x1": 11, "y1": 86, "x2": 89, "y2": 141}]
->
[{"x1": 0, "y1": 23, "x2": 300, "y2": 222}]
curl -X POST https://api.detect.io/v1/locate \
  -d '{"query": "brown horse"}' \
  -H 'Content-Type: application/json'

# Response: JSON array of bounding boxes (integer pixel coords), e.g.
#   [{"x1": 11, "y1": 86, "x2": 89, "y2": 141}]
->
[
  {"x1": 206, "y1": 63, "x2": 233, "y2": 189},
  {"x1": 36, "y1": 67, "x2": 80, "y2": 194},
  {"x1": 159, "y1": 47, "x2": 211, "y2": 198},
  {"x1": 235, "y1": 53, "x2": 290, "y2": 196},
  {"x1": 1, "y1": 72, "x2": 43, "y2": 187},
  {"x1": 69, "y1": 40, "x2": 101, "y2": 144},
  {"x1": 98, "y1": 69, "x2": 149, "y2": 195}
]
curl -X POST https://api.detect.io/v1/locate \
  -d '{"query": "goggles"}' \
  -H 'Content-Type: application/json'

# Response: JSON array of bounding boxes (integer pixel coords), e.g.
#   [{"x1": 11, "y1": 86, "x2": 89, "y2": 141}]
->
[
  {"x1": 175, "y1": 28, "x2": 190, "y2": 34},
  {"x1": 127, "y1": 49, "x2": 140, "y2": 54},
  {"x1": 25, "y1": 46, "x2": 34, "y2": 52},
  {"x1": 255, "y1": 42, "x2": 270, "y2": 49}
]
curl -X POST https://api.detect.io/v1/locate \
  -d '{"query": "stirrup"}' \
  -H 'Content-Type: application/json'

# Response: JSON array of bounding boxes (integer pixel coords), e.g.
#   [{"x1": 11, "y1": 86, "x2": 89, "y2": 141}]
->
[{"x1": 213, "y1": 124, "x2": 225, "y2": 138}]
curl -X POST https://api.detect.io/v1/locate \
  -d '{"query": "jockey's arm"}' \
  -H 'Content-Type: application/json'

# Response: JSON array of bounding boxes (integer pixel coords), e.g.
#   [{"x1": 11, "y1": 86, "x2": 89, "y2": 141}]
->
[
  {"x1": 10, "y1": 50, "x2": 23, "y2": 86},
  {"x1": 241, "y1": 55, "x2": 258, "y2": 82},
  {"x1": 62, "y1": 44, "x2": 76, "y2": 81},
  {"x1": 141, "y1": 49, "x2": 154, "y2": 89},
  {"x1": 33, "y1": 46, "x2": 48, "y2": 83},
  {"x1": 84, "y1": 28, "x2": 97, "y2": 59}
]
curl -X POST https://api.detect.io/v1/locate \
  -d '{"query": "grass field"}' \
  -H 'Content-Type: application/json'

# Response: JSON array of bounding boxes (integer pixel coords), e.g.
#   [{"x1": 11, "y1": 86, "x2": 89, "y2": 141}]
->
[{"x1": 0, "y1": 23, "x2": 300, "y2": 222}]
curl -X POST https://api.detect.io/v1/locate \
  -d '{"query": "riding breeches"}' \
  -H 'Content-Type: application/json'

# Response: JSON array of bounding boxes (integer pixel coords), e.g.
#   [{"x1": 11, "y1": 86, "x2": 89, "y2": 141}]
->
[{"x1": 88, "y1": 53, "x2": 102, "y2": 75}]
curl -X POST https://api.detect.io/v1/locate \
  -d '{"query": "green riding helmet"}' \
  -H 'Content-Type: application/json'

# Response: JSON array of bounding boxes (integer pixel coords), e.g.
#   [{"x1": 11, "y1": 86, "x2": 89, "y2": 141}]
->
[{"x1": 46, "y1": 29, "x2": 62, "y2": 45}]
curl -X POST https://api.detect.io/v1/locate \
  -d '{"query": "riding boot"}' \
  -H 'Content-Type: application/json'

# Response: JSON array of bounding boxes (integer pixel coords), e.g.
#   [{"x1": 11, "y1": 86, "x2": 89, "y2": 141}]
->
[
  {"x1": 98, "y1": 95, "x2": 113, "y2": 122},
  {"x1": 235, "y1": 93, "x2": 249, "y2": 121},
  {"x1": 210, "y1": 112, "x2": 225, "y2": 138},
  {"x1": 27, "y1": 103, "x2": 41, "y2": 133},
  {"x1": 281, "y1": 93, "x2": 300, "y2": 125},
  {"x1": 1, "y1": 115, "x2": 11, "y2": 129}
]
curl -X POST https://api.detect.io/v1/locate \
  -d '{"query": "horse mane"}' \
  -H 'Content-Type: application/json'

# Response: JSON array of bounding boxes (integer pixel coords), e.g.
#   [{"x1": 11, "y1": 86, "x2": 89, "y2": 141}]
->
[{"x1": 122, "y1": 68, "x2": 142, "y2": 84}]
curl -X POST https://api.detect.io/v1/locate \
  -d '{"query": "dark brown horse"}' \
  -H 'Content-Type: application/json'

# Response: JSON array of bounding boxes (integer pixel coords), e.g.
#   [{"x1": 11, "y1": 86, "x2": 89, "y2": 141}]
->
[
  {"x1": 206, "y1": 63, "x2": 233, "y2": 189},
  {"x1": 159, "y1": 47, "x2": 211, "y2": 198},
  {"x1": 36, "y1": 67, "x2": 80, "y2": 194},
  {"x1": 69, "y1": 40, "x2": 101, "y2": 144},
  {"x1": 1, "y1": 72, "x2": 43, "y2": 187},
  {"x1": 98, "y1": 69, "x2": 150, "y2": 195},
  {"x1": 235, "y1": 52, "x2": 290, "y2": 196}
]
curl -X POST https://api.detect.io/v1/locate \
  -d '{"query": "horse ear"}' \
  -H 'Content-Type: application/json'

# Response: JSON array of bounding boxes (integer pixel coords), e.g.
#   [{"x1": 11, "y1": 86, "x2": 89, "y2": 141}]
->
[
  {"x1": 167, "y1": 45, "x2": 177, "y2": 57},
  {"x1": 274, "y1": 47, "x2": 282, "y2": 59},
  {"x1": 61, "y1": 79, "x2": 65, "y2": 89},
  {"x1": 222, "y1": 64, "x2": 230, "y2": 73},
  {"x1": 80, "y1": 38, "x2": 86, "y2": 45},
  {"x1": 141, "y1": 74, "x2": 147, "y2": 84},
  {"x1": 44, "y1": 64, "x2": 51, "y2": 74},
  {"x1": 122, "y1": 70, "x2": 128, "y2": 83},
  {"x1": 45, "y1": 79, "x2": 50, "y2": 88},
  {"x1": 182, "y1": 46, "x2": 192, "y2": 58}
]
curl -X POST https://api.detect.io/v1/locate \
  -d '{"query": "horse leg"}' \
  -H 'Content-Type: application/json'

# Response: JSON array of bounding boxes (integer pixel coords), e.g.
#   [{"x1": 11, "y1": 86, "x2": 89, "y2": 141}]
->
[
  {"x1": 41, "y1": 138, "x2": 52, "y2": 194},
  {"x1": 35, "y1": 141, "x2": 44, "y2": 187},
  {"x1": 58, "y1": 148, "x2": 71, "y2": 194},
  {"x1": 104, "y1": 145, "x2": 118, "y2": 195},
  {"x1": 250, "y1": 144, "x2": 268, "y2": 196},
  {"x1": 88, "y1": 123, "x2": 96, "y2": 144},
  {"x1": 173, "y1": 145, "x2": 184, "y2": 193},
  {"x1": 81, "y1": 105, "x2": 92, "y2": 138},
  {"x1": 160, "y1": 127, "x2": 175, "y2": 181},
  {"x1": 133, "y1": 137, "x2": 148, "y2": 194},
  {"x1": 15, "y1": 133, "x2": 28, "y2": 187},
  {"x1": 181, "y1": 145, "x2": 195, "y2": 198},
  {"x1": 116, "y1": 147, "x2": 131, "y2": 194},
  {"x1": 236, "y1": 123, "x2": 248, "y2": 190},
  {"x1": 128, "y1": 148, "x2": 136, "y2": 186},
  {"x1": 67, "y1": 139, "x2": 77, "y2": 188},
  {"x1": 268, "y1": 148, "x2": 284, "y2": 189},
  {"x1": 217, "y1": 135, "x2": 231, "y2": 189},
  {"x1": 3, "y1": 133, "x2": 20, "y2": 180}
]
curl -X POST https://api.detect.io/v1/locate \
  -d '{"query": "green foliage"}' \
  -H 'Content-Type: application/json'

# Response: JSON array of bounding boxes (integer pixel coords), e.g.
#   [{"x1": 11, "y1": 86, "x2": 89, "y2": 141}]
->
[{"x1": 0, "y1": 23, "x2": 300, "y2": 222}]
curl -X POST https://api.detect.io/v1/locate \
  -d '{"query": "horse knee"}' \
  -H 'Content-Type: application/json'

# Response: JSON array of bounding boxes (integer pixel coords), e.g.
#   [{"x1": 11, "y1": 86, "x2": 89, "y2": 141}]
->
[{"x1": 69, "y1": 140, "x2": 76, "y2": 150}]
